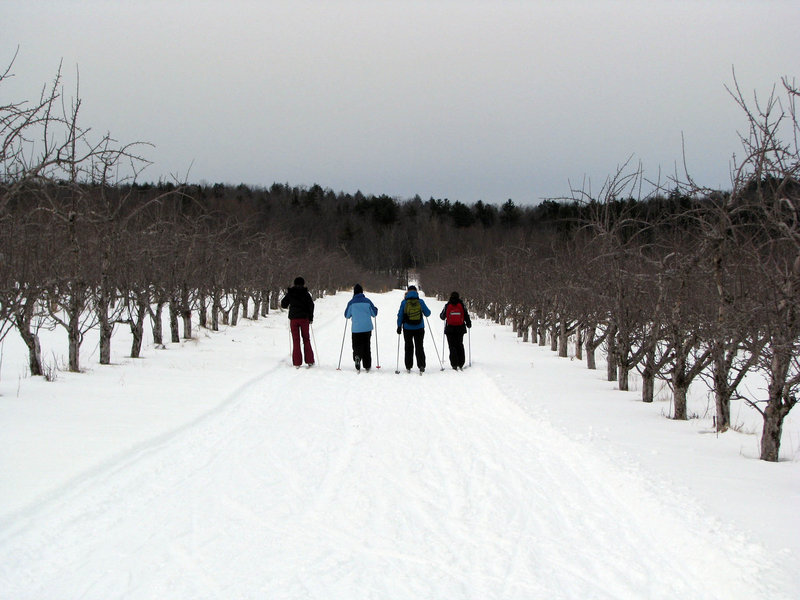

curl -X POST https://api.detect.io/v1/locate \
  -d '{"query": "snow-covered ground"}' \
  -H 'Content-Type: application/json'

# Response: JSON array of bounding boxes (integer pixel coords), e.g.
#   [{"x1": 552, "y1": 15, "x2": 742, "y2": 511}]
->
[{"x1": 0, "y1": 288, "x2": 797, "y2": 599}]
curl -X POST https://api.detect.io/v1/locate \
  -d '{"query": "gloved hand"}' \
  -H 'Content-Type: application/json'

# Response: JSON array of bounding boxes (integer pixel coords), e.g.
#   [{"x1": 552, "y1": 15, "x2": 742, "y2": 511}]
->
[
  {"x1": 396, "y1": 326, "x2": 402, "y2": 335},
  {"x1": 467, "y1": 323, "x2": 471, "y2": 329}
]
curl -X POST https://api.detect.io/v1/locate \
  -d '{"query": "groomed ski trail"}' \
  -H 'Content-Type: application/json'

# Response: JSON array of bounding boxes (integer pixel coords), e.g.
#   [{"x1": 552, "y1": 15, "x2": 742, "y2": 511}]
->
[{"x1": 0, "y1": 290, "x2": 789, "y2": 599}]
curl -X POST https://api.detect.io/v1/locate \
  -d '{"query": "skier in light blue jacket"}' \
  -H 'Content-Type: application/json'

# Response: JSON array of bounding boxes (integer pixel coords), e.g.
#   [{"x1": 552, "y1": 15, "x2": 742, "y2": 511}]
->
[{"x1": 344, "y1": 284, "x2": 378, "y2": 371}]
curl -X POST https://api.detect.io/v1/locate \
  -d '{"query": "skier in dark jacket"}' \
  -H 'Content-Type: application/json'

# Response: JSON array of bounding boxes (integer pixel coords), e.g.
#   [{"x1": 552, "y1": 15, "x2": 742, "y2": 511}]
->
[
  {"x1": 396, "y1": 285, "x2": 432, "y2": 373},
  {"x1": 280, "y1": 276, "x2": 315, "y2": 367},
  {"x1": 439, "y1": 291, "x2": 472, "y2": 370},
  {"x1": 344, "y1": 283, "x2": 378, "y2": 372}
]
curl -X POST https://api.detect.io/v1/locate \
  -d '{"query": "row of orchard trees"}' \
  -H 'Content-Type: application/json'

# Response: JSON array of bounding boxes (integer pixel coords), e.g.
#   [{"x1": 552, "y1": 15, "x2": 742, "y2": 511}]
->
[
  {"x1": 1, "y1": 187, "x2": 362, "y2": 376},
  {"x1": 0, "y1": 56, "x2": 365, "y2": 378},
  {"x1": 424, "y1": 78, "x2": 800, "y2": 462}
]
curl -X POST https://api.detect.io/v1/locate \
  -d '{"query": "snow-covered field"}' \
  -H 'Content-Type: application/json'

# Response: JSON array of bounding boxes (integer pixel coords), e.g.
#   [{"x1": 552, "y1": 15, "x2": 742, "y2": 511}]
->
[{"x1": 0, "y1": 288, "x2": 797, "y2": 599}]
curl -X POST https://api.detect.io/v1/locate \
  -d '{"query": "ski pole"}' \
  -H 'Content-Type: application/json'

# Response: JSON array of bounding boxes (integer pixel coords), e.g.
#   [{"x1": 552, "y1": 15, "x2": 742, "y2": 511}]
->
[
  {"x1": 373, "y1": 316, "x2": 381, "y2": 368},
  {"x1": 395, "y1": 328, "x2": 401, "y2": 374},
  {"x1": 336, "y1": 320, "x2": 348, "y2": 370},
  {"x1": 424, "y1": 315, "x2": 445, "y2": 371},
  {"x1": 468, "y1": 327, "x2": 472, "y2": 367},
  {"x1": 311, "y1": 323, "x2": 320, "y2": 366}
]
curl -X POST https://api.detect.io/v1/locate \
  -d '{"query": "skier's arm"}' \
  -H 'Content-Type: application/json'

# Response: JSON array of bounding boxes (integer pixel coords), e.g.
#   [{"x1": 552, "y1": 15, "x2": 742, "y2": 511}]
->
[{"x1": 421, "y1": 299, "x2": 432, "y2": 317}]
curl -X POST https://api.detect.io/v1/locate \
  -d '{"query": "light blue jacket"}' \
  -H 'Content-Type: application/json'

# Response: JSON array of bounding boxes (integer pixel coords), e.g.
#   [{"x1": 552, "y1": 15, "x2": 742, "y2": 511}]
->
[
  {"x1": 344, "y1": 293, "x2": 378, "y2": 333},
  {"x1": 396, "y1": 290, "x2": 432, "y2": 331}
]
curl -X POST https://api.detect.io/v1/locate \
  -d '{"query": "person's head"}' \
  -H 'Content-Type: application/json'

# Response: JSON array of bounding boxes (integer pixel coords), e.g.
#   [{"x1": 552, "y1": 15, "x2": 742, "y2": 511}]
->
[
  {"x1": 293, "y1": 276, "x2": 305, "y2": 287},
  {"x1": 449, "y1": 291, "x2": 460, "y2": 303},
  {"x1": 407, "y1": 285, "x2": 417, "y2": 292},
  {"x1": 353, "y1": 283, "x2": 363, "y2": 295}
]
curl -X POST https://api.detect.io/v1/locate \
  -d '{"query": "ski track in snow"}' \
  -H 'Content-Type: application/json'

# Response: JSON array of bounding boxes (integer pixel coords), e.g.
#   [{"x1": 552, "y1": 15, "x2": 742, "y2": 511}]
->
[{"x1": 0, "y1": 290, "x2": 793, "y2": 599}]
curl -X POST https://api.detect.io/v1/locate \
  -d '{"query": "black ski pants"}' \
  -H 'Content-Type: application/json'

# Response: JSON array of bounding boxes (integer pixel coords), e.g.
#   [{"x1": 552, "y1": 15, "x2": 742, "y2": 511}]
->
[
  {"x1": 445, "y1": 330, "x2": 466, "y2": 368},
  {"x1": 351, "y1": 331, "x2": 372, "y2": 369},
  {"x1": 403, "y1": 328, "x2": 426, "y2": 370}
]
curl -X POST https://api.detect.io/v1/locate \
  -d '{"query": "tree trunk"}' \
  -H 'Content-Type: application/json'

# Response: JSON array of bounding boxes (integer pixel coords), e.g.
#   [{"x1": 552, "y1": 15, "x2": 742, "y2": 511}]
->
[
  {"x1": 251, "y1": 292, "x2": 260, "y2": 320},
  {"x1": 129, "y1": 298, "x2": 147, "y2": 358},
  {"x1": 198, "y1": 295, "x2": 208, "y2": 329},
  {"x1": 534, "y1": 309, "x2": 545, "y2": 346},
  {"x1": 574, "y1": 327, "x2": 583, "y2": 361},
  {"x1": 181, "y1": 285, "x2": 192, "y2": 339},
  {"x1": 760, "y1": 402, "x2": 788, "y2": 462},
  {"x1": 168, "y1": 298, "x2": 180, "y2": 343},
  {"x1": 606, "y1": 323, "x2": 618, "y2": 382},
  {"x1": 182, "y1": 309, "x2": 193, "y2": 339},
  {"x1": 530, "y1": 310, "x2": 539, "y2": 344},
  {"x1": 641, "y1": 346, "x2": 655, "y2": 403},
  {"x1": 97, "y1": 298, "x2": 113, "y2": 365},
  {"x1": 618, "y1": 362, "x2": 630, "y2": 391},
  {"x1": 97, "y1": 253, "x2": 114, "y2": 366},
  {"x1": 671, "y1": 340, "x2": 689, "y2": 419},
  {"x1": 65, "y1": 288, "x2": 85, "y2": 373},
  {"x1": 68, "y1": 309, "x2": 81, "y2": 372},
  {"x1": 211, "y1": 290, "x2": 221, "y2": 331},
  {"x1": 584, "y1": 325, "x2": 598, "y2": 370},
  {"x1": 616, "y1": 332, "x2": 632, "y2": 391},
  {"x1": 231, "y1": 295, "x2": 240, "y2": 326},
  {"x1": 150, "y1": 301, "x2": 165, "y2": 346},
  {"x1": 642, "y1": 370, "x2": 655, "y2": 404},
  {"x1": 15, "y1": 299, "x2": 44, "y2": 377},
  {"x1": 760, "y1": 350, "x2": 792, "y2": 461},
  {"x1": 586, "y1": 345, "x2": 597, "y2": 370},
  {"x1": 672, "y1": 384, "x2": 688, "y2": 420},
  {"x1": 558, "y1": 320, "x2": 568, "y2": 358},
  {"x1": 19, "y1": 321, "x2": 43, "y2": 377},
  {"x1": 712, "y1": 351, "x2": 731, "y2": 432},
  {"x1": 549, "y1": 324, "x2": 557, "y2": 352}
]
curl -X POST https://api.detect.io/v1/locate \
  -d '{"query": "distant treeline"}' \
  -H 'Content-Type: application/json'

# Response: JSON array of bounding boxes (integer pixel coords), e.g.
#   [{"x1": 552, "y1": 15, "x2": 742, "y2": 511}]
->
[{"x1": 120, "y1": 179, "x2": 715, "y2": 274}]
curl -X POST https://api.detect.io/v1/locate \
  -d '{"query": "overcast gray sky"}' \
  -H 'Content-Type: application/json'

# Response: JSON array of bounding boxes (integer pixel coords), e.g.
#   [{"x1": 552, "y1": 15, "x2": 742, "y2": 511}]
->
[{"x1": 4, "y1": 1, "x2": 799, "y2": 205}]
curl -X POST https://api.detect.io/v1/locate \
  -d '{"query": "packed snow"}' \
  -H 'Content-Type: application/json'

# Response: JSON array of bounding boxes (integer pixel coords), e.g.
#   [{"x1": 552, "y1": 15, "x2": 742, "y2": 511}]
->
[{"x1": 0, "y1": 288, "x2": 798, "y2": 599}]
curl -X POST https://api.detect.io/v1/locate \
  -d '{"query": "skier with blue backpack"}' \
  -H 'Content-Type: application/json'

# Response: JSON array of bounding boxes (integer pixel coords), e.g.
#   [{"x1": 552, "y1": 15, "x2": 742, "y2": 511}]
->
[
  {"x1": 396, "y1": 285, "x2": 432, "y2": 373},
  {"x1": 344, "y1": 284, "x2": 378, "y2": 372}
]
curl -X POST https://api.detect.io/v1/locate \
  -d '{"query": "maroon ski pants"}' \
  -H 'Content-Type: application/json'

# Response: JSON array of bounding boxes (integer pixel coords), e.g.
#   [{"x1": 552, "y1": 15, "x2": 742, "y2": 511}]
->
[{"x1": 290, "y1": 318, "x2": 315, "y2": 366}]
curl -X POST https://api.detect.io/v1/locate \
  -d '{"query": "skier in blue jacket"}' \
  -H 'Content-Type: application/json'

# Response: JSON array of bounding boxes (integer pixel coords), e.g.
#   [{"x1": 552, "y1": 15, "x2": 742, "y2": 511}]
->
[
  {"x1": 396, "y1": 285, "x2": 432, "y2": 373},
  {"x1": 344, "y1": 284, "x2": 379, "y2": 372}
]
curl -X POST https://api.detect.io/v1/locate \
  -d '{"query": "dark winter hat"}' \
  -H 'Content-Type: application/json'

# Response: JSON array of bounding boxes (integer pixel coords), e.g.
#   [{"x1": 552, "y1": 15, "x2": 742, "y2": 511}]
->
[
  {"x1": 294, "y1": 276, "x2": 305, "y2": 286},
  {"x1": 449, "y1": 291, "x2": 460, "y2": 302},
  {"x1": 407, "y1": 285, "x2": 417, "y2": 291},
  {"x1": 354, "y1": 283, "x2": 363, "y2": 295}
]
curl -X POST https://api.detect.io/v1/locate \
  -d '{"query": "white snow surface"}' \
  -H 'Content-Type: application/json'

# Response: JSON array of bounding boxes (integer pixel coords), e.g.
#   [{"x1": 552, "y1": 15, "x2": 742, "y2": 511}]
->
[{"x1": 0, "y1": 288, "x2": 798, "y2": 599}]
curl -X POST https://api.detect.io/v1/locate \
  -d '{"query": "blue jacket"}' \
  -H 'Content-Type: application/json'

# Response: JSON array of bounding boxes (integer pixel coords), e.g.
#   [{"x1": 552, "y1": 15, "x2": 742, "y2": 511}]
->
[
  {"x1": 396, "y1": 290, "x2": 432, "y2": 331},
  {"x1": 344, "y1": 293, "x2": 378, "y2": 333}
]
